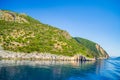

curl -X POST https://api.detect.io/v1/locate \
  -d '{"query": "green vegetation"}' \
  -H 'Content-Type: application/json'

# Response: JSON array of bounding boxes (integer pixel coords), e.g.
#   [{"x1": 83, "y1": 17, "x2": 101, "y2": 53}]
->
[
  {"x1": 0, "y1": 10, "x2": 108, "y2": 58},
  {"x1": 74, "y1": 37, "x2": 108, "y2": 58}
]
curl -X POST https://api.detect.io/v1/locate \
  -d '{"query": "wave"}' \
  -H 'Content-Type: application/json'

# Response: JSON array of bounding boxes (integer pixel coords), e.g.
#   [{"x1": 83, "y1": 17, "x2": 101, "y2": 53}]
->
[{"x1": 109, "y1": 57, "x2": 120, "y2": 60}]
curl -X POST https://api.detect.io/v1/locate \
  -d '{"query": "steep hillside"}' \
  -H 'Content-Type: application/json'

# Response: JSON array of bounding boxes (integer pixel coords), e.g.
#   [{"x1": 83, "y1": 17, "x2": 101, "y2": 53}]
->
[
  {"x1": 74, "y1": 37, "x2": 109, "y2": 59},
  {"x1": 0, "y1": 10, "x2": 109, "y2": 59}
]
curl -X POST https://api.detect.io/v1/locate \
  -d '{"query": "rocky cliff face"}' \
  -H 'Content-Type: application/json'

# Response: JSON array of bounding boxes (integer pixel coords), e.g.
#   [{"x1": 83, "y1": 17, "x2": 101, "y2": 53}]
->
[
  {"x1": 95, "y1": 44, "x2": 109, "y2": 59},
  {"x1": 0, "y1": 46, "x2": 94, "y2": 61}
]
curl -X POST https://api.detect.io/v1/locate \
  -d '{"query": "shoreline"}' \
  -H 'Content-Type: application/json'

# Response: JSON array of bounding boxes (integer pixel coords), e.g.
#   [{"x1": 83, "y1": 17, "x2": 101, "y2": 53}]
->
[{"x1": 0, "y1": 50, "x2": 96, "y2": 61}]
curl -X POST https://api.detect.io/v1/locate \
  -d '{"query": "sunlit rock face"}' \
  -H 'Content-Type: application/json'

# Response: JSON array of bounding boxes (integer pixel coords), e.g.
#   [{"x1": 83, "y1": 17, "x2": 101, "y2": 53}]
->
[
  {"x1": 0, "y1": 10, "x2": 28, "y2": 23},
  {"x1": 95, "y1": 44, "x2": 109, "y2": 59}
]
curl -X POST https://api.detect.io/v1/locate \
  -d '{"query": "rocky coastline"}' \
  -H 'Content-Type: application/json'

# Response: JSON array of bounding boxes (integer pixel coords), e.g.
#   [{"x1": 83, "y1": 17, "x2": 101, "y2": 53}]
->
[
  {"x1": 0, "y1": 50, "x2": 96, "y2": 61},
  {"x1": 0, "y1": 46, "x2": 109, "y2": 61}
]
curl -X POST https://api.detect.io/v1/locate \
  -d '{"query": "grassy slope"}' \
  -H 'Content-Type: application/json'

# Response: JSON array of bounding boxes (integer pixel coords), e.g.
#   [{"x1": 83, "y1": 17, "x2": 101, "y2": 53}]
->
[
  {"x1": 0, "y1": 11, "x2": 87, "y2": 57},
  {"x1": 0, "y1": 10, "x2": 108, "y2": 58}
]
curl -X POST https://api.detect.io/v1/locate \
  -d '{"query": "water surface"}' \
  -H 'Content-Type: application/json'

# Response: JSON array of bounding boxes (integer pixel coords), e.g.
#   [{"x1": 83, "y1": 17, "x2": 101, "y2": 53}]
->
[{"x1": 0, "y1": 58, "x2": 120, "y2": 80}]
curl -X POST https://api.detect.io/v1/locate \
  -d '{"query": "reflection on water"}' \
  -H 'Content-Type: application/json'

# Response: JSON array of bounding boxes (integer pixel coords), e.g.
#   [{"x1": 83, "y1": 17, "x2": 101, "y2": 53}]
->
[
  {"x1": 0, "y1": 60, "x2": 94, "y2": 67},
  {"x1": 0, "y1": 58, "x2": 120, "y2": 80}
]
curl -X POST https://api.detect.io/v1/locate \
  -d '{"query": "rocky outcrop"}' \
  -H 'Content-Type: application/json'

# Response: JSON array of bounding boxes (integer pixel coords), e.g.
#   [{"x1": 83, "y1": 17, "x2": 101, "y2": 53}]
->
[
  {"x1": 0, "y1": 10, "x2": 28, "y2": 23},
  {"x1": 95, "y1": 44, "x2": 109, "y2": 58},
  {"x1": 61, "y1": 30, "x2": 71, "y2": 39}
]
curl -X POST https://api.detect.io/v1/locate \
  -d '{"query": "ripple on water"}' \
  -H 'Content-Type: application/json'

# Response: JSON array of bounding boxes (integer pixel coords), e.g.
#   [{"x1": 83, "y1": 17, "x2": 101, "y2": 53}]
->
[{"x1": 0, "y1": 58, "x2": 120, "y2": 80}]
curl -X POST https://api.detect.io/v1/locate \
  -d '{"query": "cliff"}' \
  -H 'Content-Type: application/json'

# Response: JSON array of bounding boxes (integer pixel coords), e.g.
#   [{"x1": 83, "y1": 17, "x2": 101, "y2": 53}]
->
[{"x1": 74, "y1": 37, "x2": 109, "y2": 59}]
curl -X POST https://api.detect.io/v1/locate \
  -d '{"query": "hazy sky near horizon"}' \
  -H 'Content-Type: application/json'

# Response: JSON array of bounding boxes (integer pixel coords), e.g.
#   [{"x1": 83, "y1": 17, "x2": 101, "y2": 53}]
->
[{"x1": 0, "y1": 0, "x2": 120, "y2": 56}]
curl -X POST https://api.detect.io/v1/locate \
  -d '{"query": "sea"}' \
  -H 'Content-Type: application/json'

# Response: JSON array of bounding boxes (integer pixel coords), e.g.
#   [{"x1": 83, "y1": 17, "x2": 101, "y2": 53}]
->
[{"x1": 0, "y1": 57, "x2": 120, "y2": 80}]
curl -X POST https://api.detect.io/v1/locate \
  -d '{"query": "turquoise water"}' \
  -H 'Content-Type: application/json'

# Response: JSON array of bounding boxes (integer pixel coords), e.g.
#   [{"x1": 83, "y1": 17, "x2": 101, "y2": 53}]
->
[{"x1": 0, "y1": 58, "x2": 120, "y2": 80}]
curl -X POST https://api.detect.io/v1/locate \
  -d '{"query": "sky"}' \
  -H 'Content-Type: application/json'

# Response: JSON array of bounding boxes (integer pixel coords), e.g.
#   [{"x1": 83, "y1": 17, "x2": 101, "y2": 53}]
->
[{"x1": 0, "y1": 0, "x2": 120, "y2": 56}]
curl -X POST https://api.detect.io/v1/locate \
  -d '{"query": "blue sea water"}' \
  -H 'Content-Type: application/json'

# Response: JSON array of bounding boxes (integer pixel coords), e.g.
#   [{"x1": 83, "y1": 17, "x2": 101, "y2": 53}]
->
[{"x1": 0, "y1": 57, "x2": 120, "y2": 80}]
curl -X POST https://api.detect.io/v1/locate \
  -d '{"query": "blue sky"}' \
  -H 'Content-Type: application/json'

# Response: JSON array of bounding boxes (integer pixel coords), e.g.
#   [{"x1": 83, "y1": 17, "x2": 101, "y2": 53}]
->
[{"x1": 0, "y1": 0, "x2": 120, "y2": 56}]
